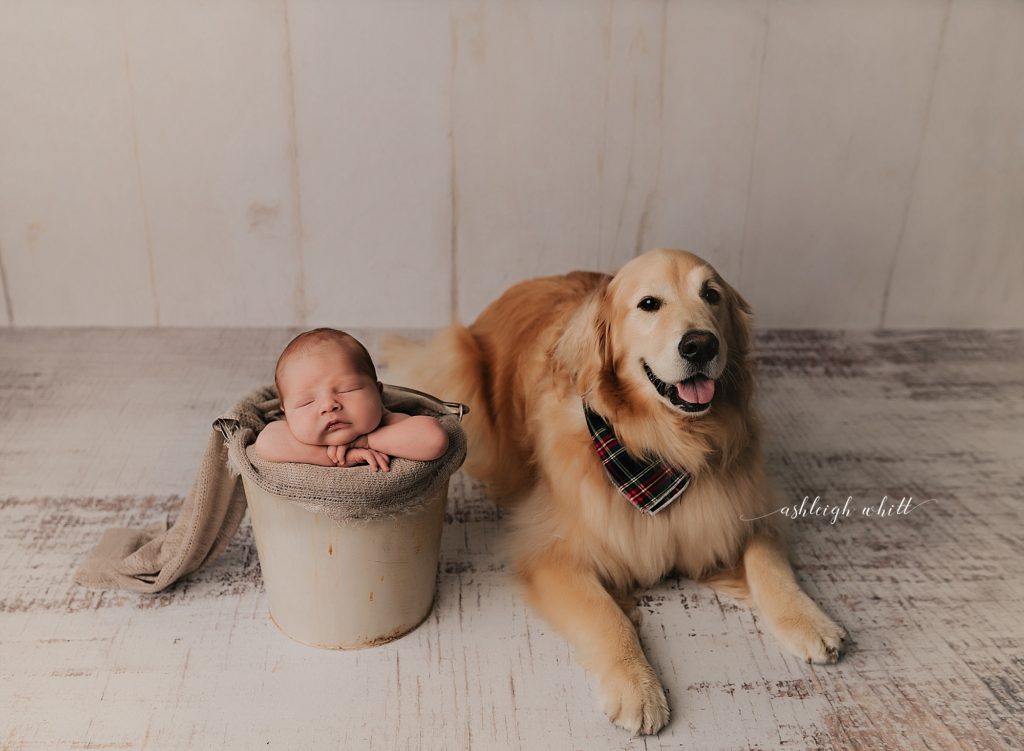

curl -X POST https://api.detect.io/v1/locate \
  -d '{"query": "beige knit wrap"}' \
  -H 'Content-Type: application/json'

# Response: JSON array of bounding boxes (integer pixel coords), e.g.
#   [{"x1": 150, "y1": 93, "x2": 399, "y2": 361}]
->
[{"x1": 73, "y1": 384, "x2": 468, "y2": 593}]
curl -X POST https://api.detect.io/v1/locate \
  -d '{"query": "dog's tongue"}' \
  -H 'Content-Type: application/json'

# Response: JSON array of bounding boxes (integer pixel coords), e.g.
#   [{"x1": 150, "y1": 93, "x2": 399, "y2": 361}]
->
[{"x1": 677, "y1": 376, "x2": 715, "y2": 405}]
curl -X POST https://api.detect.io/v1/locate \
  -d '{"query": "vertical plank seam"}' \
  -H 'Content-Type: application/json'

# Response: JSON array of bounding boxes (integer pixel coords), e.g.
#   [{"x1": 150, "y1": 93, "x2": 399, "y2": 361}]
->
[
  {"x1": 596, "y1": 0, "x2": 613, "y2": 264},
  {"x1": 634, "y1": 0, "x2": 668, "y2": 260},
  {"x1": 877, "y1": 0, "x2": 953, "y2": 330},
  {"x1": 282, "y1": 0, "x2": 307, "y2": 326},
  {"x1": 736, "y1": 0, "x2": 772, "y2": 289},
  {"x1": 118, "y1": 2, "x2": 160, "y2": 326},
  {"x1": 0, "y1": 240, "x2": 13, "y2": 325},
  {"x1": 449, "y1": 9, "x2": 460, "y2": 325}
]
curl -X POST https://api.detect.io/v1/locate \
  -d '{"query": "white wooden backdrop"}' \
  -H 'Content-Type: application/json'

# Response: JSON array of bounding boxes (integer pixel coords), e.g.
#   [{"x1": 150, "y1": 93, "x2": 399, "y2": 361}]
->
[{"x1": 1, "y1": 0, "x2": 1022, "y2": 330}]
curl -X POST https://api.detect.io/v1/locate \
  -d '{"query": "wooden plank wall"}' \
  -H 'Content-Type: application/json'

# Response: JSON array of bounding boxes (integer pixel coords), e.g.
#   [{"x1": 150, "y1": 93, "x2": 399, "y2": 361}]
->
[{"x1": 1, "y1": 2, "x2": 1022, "y2": 330}]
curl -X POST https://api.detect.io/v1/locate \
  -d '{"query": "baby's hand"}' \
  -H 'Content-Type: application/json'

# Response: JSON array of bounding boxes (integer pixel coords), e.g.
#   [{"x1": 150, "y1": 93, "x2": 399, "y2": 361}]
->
[
  {"x1": 338, "y1": 446, "x2": 391, "y2": 473},
  {"x1": 326, "y1": 437, "x2": 375, "y2": 466}
]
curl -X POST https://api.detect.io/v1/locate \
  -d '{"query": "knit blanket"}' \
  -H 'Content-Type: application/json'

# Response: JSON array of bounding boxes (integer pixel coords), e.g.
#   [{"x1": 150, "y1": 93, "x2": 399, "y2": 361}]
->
[{"x1": 73, "y1": 384, "x2": 468, "y2": 593}]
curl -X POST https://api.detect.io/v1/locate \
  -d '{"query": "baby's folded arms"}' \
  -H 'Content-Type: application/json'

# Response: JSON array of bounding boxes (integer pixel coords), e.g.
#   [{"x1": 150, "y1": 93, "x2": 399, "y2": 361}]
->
[{"x1": 253, "y1": 412, "x2": 448, "y2": 472}]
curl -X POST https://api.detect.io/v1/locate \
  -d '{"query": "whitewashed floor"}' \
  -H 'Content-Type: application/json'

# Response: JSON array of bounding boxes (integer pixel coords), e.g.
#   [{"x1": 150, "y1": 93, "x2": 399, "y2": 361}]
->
[{"x1": 1, "y1": 328, "x2": 1021, "y2": 751}]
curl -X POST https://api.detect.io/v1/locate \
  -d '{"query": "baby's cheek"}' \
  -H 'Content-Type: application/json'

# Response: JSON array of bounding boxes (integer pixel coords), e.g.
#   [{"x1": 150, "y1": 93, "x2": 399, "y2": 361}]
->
[{"x1": 296, "y1": 422, "x2": 322, "y2": 444}]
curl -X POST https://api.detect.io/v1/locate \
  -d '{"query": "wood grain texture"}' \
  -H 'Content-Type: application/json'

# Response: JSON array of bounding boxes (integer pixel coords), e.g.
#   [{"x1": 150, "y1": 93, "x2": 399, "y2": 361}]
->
[
  {"x1": 3, "y1": 3, "x2": 1023, "y2": 329},
  {"x1": 0, "y1": 328, "x2": 1021, "y2": 750}
]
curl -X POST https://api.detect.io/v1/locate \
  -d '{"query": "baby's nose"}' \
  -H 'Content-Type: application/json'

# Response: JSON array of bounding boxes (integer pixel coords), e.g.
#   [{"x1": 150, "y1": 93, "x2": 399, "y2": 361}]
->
[{"x1": 322, "y1": 400, "x2": 341, "y2": 414}]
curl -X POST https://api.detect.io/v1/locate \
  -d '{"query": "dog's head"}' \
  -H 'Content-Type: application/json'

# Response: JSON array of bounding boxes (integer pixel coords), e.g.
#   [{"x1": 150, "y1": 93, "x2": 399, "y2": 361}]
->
[{"x1": 555, "y1": 249, "x2": 755, "y2": 465}]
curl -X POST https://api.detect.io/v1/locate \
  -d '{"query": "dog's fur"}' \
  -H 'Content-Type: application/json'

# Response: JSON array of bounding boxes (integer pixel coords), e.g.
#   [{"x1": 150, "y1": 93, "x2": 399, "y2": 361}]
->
[{"x1": 384, "y1": 249, "x2": 845, "y2": 735}]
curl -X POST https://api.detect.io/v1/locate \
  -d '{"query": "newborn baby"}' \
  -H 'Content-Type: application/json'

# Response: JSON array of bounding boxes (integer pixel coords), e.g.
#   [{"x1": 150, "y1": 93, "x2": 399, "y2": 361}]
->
[{"x1": 254, "y1": 328, "x2": 449, "y2": 471}]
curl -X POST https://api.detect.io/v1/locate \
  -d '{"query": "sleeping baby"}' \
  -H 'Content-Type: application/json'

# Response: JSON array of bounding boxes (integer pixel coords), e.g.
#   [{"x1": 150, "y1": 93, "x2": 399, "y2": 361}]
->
[{"x1": 254, "y1": 328, "x2": 448, "y2": 471}]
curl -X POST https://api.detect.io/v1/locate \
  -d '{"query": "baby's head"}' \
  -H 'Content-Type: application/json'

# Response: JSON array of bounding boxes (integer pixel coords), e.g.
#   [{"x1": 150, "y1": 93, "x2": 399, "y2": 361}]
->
[{"x1": 274, "y1": 328, "x2": 384, "y2": 446}]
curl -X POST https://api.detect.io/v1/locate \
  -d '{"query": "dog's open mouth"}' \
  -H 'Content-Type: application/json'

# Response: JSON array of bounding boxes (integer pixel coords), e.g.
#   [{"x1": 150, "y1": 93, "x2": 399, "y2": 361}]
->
[{"x1": 643, "y1": 362, "x2": 716, "y2": 413}]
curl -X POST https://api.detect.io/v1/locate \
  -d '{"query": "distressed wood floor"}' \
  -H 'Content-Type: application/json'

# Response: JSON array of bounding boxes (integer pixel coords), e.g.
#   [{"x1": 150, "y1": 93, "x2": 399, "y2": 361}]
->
[{"x1": 1, "y1": 328, "x2": 1021, "y2": 750}]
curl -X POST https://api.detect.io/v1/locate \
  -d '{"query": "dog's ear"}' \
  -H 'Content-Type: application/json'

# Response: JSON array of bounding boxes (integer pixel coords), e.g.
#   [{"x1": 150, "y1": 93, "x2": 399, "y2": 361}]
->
[
  {"x1": 725, "y1": 281, "x2": 753, "y2": 359},
  {"x1": 720, "y1": 279, "x2": 755, "y2": 416},
  {"x1": 552, "y1": 282, "x2": 613, "y2": 397}
]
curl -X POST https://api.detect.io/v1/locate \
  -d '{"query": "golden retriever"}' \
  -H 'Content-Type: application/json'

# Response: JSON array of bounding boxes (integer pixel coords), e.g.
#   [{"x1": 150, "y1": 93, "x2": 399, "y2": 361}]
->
[{"x1": 384, "y1": 248, "x2": 846, "y2": 735}]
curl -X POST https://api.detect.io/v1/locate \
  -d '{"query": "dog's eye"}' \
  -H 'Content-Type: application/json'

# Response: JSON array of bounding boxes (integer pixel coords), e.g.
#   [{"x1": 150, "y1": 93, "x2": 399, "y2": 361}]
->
[
  {"x1": 637, "y1": 296, "x2": 662, "y2": 312},
  {"x1": 701, "y1": 286, "x2": 721, "y2": 304}
]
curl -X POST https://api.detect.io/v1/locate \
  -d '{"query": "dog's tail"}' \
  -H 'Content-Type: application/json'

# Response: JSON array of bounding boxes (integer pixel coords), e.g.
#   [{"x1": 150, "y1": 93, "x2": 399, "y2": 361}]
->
[
  {"x1": 380, "y1": 326, "x2": 507, "y2": 493},
  {"x1": 380, "y1": 326, "x2": 485, "y2": 411}
]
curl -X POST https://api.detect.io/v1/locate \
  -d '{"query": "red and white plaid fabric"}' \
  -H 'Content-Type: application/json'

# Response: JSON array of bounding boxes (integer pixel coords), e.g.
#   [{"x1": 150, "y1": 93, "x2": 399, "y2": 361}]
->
[{"x1": 584, "y1": 404, "x2": 691, "y2": 515}]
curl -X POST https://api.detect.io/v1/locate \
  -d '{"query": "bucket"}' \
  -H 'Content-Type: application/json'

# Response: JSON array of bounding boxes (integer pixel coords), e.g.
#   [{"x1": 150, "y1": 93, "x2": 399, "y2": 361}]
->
[
  {"x1": 243, "y1": 473, "x2": 448, "y2": 649},
  {"x1": 219, "y1": 384, "x2": 467, "y2": 650}
]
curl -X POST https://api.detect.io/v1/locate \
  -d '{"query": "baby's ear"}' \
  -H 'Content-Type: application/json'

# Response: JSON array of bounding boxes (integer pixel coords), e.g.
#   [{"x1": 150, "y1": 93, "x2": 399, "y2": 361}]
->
[{"x1": 376, "y1": 381, "x2": 384, "y2": 395}]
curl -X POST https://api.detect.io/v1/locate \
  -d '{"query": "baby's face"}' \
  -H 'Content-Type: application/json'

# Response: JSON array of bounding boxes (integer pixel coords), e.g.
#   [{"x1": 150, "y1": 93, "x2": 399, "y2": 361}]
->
[{"x1": 278, "y1": 345, "x2": 384, "y2": 446}]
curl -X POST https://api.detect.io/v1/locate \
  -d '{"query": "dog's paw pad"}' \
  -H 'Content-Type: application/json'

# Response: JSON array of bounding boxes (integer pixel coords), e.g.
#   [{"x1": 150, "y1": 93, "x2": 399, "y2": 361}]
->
[
  {"x1": 598, "y1": 665, "x2": 669, "y2": 736},
  {"x1": 773, "y1": 596, "x2": 847, "y2": 665}
]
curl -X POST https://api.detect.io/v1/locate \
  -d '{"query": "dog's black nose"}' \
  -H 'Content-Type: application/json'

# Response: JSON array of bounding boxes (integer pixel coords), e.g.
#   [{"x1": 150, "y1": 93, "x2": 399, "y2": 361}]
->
[{"x1": 679, "y1": 330, "x2": 719, "y2": 364}]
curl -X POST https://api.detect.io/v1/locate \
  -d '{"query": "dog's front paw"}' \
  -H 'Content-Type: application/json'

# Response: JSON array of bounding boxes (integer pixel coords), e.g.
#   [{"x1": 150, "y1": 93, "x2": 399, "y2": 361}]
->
[
  {"x1": 597, "y1": 660, "x2": 669, "y2": 735},
  {"x1": 770, "y1": 592, "x2": 847, "y2": 664}
]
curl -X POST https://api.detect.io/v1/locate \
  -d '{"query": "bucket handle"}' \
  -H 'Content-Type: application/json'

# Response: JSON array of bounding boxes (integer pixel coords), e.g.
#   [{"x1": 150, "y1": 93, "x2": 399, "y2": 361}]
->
[
  {"x1": 443, "y1": 401, "x2": 469, "y2": 422},
  {"x1": 213, "y1": 416, "x2": 241, "y2": 442},
  {"x1": 383, "y1": 383, "x2": 470, "y2": 423}
]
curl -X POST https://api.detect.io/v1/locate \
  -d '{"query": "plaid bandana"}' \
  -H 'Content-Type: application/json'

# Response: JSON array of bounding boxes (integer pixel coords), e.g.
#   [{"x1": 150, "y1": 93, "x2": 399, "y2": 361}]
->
[{"x1": 584, "y1": 404, "x2": 691, "y2": 515}]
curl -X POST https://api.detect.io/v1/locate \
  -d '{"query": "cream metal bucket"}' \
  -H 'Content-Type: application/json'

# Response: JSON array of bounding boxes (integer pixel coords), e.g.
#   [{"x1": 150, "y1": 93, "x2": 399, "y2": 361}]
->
[{"x1": 243, "y1": 475, "x2": 448, "y2": 649}]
